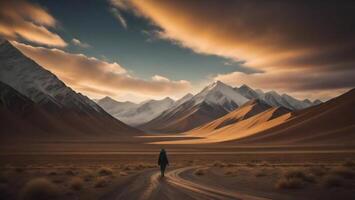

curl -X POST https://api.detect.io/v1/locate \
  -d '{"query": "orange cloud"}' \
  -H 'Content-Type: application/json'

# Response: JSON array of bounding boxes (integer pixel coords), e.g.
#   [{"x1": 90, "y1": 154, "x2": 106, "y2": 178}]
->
[
  {"x1": 112, "y1": 0, "x2": 355, "y2": 99},
  {"x1": 0, "y1": 0, "x2": 67, "y2": 47},
  {"x1": 13, "y1": 41, "x2": 191, "y2": 99}
]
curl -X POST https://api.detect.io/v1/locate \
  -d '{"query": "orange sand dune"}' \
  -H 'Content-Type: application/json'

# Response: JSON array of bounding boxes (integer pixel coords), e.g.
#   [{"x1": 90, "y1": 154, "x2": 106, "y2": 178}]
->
[
  {"x1": 153, "y1": 102, "x2": 291, "y2": 144},
  {"x1": 231, "y1": 88, "x2": 355, "y2": 145},
  {"x1": 153, "y1": 89, "x2": 354, "y2": 145}
]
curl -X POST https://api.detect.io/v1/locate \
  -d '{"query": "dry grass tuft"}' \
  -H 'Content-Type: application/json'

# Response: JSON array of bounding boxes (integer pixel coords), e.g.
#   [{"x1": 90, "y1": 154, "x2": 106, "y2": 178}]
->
[
  {"x1": 98, "y1": 167, "x2": 113, "y2": 176},
  {"x1": 47, "y1": 170, "x2": 58, "y2": 176},
  {"x1": 259, "y1": 161, "x2": 271, "y2": 167},
  {"x1": 69, "y1": 177, "x2": 84, "y2": 191},
  {"x1": 308, "y1": 166, "x2": 327, "y2": 177},
  {"x1": 194, "y1": 168, "x2": 208, "y2": 176},
  {"x1": 94, "y1": 177, "x2": 108, "y2": 188},
  {"x1": 342, "y1": 160, "x2": 355, "y2": 168},
  {"x1": 284, "y1": 168, "x2": 315, "y2": 183},
  {"x1": 21, "y1": 178, "x2": 60, "y2": 200},
  {"x1": 321, "y1": 175, "x2": 345, "y2": 188},
  {"x1": 276, "y1": 177, "x2": 305, "y2": 189},
  {"x1": 224, "y1": 169, "x2": 238, "y2": 176},
  {"x1": 213, "y1": 161, "x2": 227, "y2": 168},
  {"x1": 255, "y1": 169, "x2": 268, "y2": 177},
  {"x1": 330, "y1": 166, "x2": 354, "y2": 179},
  {"x1": 276, "y1": 168, "x2": 316, "y2": 189},
  {"x1": 65, "y1": 169, "x2": 76, "y2": 176},
  {"x1": 246, "y1": 162, "x2": 257, "y2": 167},
  {"x1": 15, "y1": 167, "x2": 25, "y2": 173}
]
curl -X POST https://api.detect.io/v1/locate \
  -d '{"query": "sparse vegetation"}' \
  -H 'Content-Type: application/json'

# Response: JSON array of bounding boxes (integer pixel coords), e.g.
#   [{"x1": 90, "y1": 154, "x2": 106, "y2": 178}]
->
[
  {"x1": 224, "y1": 169, "x2": 238, "y2": 176},
  {"x1": 308, "y1": 166, "x2": 327, "y2": 177},
  {"x1": 283, "y1": 168, "x2": 315, "y2": 183},
  {"x1": 94, "y1": 177, "x2": 108, "y2": 188},
  {"x1": 276, "y1": 177, "x2": 305, "y2": 189},
  {"x1": 276, "y1": 168, "x2": 315, "y2": 189},
  {"x1": 330, "y1": 166, "x2": 354, "y2": 179},
  {"x1": 194, "y1": 168, "x2": 207, "y2": 176},
  {"x1": 213, "y1": 161, "x2": 227, "y2": 168},
  {"x1": 259, "y1": 161, "x2": 271, "y2": 167},
  {"x1": 342, "y1": 160, "x2": 355, "y2": 168},
  {"x1": 47, "y1": 170, "x2": 58, "y2": 176},
  {"x1": 65, "y1": 169, "x2": 76, "y2": 176},
  {"x1": 15, "y1": 167, "x2": 24, "y2": 173},
  {"x1": 321, "y1": 175, "x2": 345, "y2": 188},
  {"x1": 21, "y1": 178, "x2": 60, "y2": 200},
  {"x1": 69, "y1": 177, "x2": 83, "y2": 191},
  {"x1": 98, "y1": 167, "x2": 114, "y2": 176},
  {"x1": 255, "y1": 169, "x2": 268, "y2": 177}
]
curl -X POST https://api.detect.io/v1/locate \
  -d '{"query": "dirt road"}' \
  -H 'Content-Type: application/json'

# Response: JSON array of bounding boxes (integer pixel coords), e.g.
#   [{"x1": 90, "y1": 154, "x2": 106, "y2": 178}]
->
[{"x1": 101, "y1": 166, "x2": 270, "y2": 200}]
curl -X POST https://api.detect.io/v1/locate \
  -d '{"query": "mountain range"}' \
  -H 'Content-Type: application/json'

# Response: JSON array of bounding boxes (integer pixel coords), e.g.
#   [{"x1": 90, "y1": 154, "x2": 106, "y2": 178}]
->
[
  {"x1": 98, "y1": 80, "x2": 320, "y2": 133},
  {"x1": 0, "y1": 40, "x2": 141, "y2": 139},
  {"x1": 2, "y1": 38, "x2": 351, "y2": 147}
]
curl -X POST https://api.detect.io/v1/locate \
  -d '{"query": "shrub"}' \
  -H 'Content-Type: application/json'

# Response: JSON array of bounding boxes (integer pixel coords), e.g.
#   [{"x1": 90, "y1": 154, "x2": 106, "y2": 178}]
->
[
  {"x1": 15, "y1": 167, "x2": 25, "y2": 173},
  {"x1": 321, "y1": 175, "x2": 345, "y2": 188},
  {"x1": 255, "y1": 169, "x2": 268, "y2": 177},
  {"x1": 98, "y1": 167, "x2": 113, "y2": 176},
  {"x1": 94, "y1": 177, "x2": 108, "y2": 188},
  {"x1": 276, "y1": 177, "x2": 305, "y2": 189},
  {"x1": 69, "y1": 177, "x2": 83, "y2": 191},
  {"x1": 21, "y1": 178, "x2": 60, "y2": 200},
  {"x1": 65, "y1": 169, "x2": 76, "y2": 176},
  {"x1": 194, "y1": 168, "x2": 207, "y2": 176},
  {"x1": 342, "y1": 160, "x2": 355, "y2": 168},
  {"x1": 246, "y1": 162, "x2": 256, "y2": 167},
  {"x1": 284, "y1": 169, "x2": 315, "y2": 183},
  {"x1": 47, "y1": 170, "x2": 58, "y2": 176},
  {"x1": 224, "y1": 170, "x2": 237, "y2": 176},
  {"x1": 213, "y1": 161, "x2": 226, "y2": 168},
  {"x1": 330, "y1": 167, "x2": 354, "y2": 179},
  {"x1": 308, "y1": 166, "x2": 327, "y2": 177},
  {"x1": 259, "y1": 161, "x2": 271, "y2": 167}
]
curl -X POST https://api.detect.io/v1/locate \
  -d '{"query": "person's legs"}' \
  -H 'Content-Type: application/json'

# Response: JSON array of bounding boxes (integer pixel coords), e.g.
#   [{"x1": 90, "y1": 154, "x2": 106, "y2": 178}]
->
[{"x1": 160, "y1": 165, "x2": 166, "y2": 177}]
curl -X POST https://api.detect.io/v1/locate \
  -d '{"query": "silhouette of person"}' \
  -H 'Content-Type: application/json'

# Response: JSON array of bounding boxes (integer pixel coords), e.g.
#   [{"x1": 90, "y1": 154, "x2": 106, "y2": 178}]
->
[{"x1": 158, "y1": 148, "x2": 169, "y2": 177}]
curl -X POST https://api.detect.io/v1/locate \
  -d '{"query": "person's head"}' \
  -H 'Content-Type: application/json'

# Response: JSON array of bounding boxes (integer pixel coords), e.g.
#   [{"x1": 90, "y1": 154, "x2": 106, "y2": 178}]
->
[{"x1": 161, "y1": 148, "x2": 165, "y2": 152}]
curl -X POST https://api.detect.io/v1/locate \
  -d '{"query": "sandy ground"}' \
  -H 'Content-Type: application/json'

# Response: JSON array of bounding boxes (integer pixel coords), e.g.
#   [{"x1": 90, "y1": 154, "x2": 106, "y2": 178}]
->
[{"x1": 1, "y1": 151, "x2": 355, "y2": 200}]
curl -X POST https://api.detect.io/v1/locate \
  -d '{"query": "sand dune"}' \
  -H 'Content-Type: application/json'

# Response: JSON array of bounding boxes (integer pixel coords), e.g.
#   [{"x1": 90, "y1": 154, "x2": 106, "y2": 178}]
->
[
  {"x1": 153, "y1": 89, "x2": 354, "y2": 145},
  {"x1": 231, "y1": 88, "x2": 355, "y2": 145},
  {"x1": 153, "y1": 103, "x2": 291, "y2": 144}
]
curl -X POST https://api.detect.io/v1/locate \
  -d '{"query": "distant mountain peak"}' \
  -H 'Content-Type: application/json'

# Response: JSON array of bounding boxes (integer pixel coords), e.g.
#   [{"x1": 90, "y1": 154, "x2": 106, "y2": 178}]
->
[{"x1": 239, "y1": 84, "x2": 252, "y2": 90}]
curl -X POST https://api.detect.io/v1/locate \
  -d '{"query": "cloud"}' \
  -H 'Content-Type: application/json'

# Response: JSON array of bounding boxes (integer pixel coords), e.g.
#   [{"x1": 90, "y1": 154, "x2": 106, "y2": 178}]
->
[
  {"x1": 111, "y1": 0, "x2": 355, "y2": 99},
  {"x1": 110, "y1": 7, "x2": 128, "y2": 29},
  {"x1": 71, "y1": 38, "x2": 90, "y2": 48},
  {"x1": 0, "y1": 0, "x2": 67, "y2": 47},
  {"x1": 12, "y1": 41, "x2": 191, "y2": 99}
]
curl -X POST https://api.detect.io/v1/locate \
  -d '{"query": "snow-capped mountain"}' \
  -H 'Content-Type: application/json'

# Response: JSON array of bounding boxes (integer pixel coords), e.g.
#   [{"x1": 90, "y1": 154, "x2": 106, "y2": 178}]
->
[
  {"x1": 235, "y1": 85, "x2": 320, "y2": 110},
  {"x1": 139, "y1": 81, "x2": 249, "y2": 133},
  {"x1": 97, "y1": 97, "x2": 138, "y2": 116},
  {"x1": 0, "y1": 40, "x2": 140, "y2": 136},
  {"x1": 97, "y1": 96, "x2": 175, "y2": 126},
  {"x1": 139, "y1": 81, "x2": 321, "y2": 133},
  {"x1": 192, "y1": 81, "x2": 249, "y2": 111},
  {"x1": 0, "y1": 40, "x2": 104, "y2": 114},
  {"x1": 235, "y1": 84, "x2": 260, "y2": 99}
]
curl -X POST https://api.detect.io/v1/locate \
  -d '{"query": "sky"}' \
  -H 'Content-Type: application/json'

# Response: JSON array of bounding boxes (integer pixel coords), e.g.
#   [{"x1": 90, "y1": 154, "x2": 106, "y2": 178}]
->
[{"x1": 1, "y1": 0, "x2": 354, "y2": 102}]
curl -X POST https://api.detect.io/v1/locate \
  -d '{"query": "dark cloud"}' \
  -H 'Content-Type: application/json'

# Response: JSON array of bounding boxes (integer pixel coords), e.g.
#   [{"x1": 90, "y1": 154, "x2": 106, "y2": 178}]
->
[{"x1": 112, "y1": 0, "x2": 355, "y2": 98}]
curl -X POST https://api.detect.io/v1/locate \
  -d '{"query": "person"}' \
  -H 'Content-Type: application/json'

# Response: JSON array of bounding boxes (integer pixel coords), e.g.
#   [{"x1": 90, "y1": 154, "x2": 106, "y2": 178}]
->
[{"x1": 158, "y1": 148, "x2": 169, "y2": 177}]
